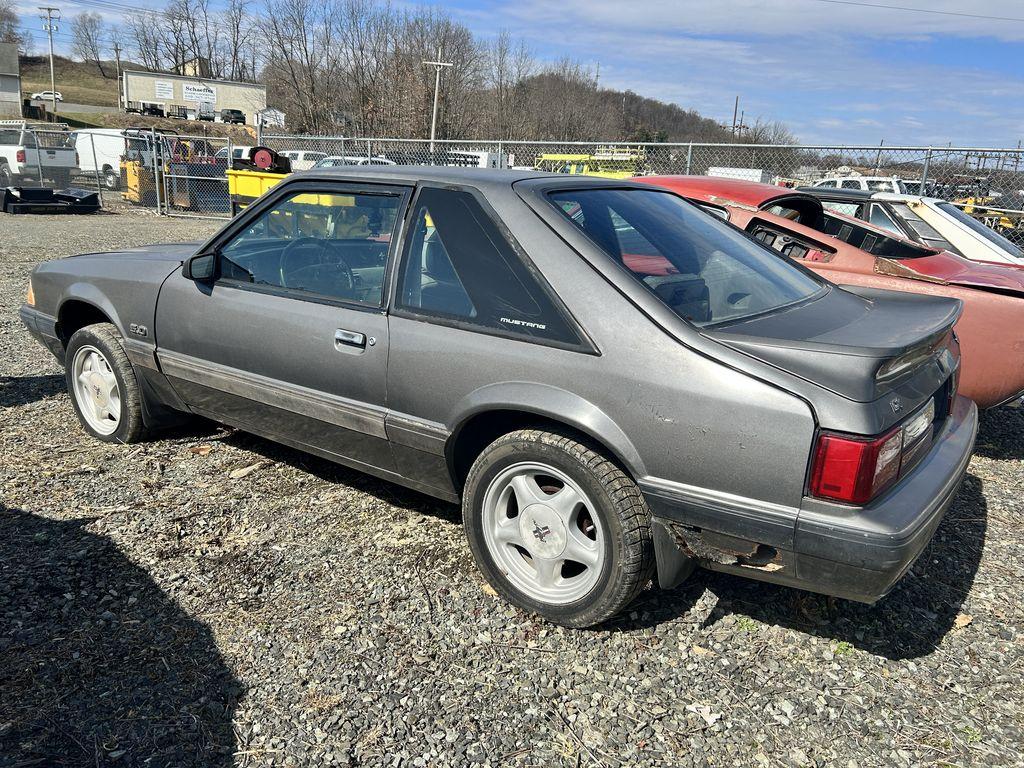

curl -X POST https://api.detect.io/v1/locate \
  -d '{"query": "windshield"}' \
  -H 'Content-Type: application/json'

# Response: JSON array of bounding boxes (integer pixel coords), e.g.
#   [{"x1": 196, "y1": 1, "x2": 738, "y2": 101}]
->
[
  {"x1": 935, "y1": 202, "x2": 1024, "y2": 260},
  {"x1": 549, "y1": 188, "x2": 825, "y2": 327}
]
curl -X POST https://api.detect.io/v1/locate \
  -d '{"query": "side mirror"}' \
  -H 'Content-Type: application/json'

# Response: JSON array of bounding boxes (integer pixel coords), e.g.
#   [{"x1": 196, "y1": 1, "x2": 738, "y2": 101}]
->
[{"x1": 183, "y1": 251, "x2": 216, "y2": 281}]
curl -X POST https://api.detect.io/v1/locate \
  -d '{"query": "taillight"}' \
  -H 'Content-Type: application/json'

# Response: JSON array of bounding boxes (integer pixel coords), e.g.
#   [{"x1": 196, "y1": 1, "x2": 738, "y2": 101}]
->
[
  {"x1": 16, "y1": 149, "x2": 25, "y2": 162},
  {"x1": 810, "y1": 428, "x2": 903, "y2": 505}
]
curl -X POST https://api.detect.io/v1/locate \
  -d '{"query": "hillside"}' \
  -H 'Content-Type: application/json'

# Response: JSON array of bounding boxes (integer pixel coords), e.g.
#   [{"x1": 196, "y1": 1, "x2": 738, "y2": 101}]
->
[
  {"x1": 20, "y1": 55, "x2": 120, "y2": 107},
  {"x1": 19, "y1": 56, "x2": 752, "y2": 144}
]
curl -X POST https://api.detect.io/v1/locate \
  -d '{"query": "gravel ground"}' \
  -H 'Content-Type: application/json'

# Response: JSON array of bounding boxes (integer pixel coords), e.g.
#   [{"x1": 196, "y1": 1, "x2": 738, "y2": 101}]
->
[{"x1": 1, "y1": 209, "x2": 1023, "y2": 768}]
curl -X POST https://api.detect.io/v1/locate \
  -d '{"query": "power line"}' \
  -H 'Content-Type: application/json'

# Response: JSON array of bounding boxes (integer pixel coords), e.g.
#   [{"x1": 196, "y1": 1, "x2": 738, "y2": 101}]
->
[
  {"x1": 807, "y1": 0, "x2": 1024, "y2": 23},
  {"x1": 61, "y1": 0, "x2": 164, "y2": 17}
]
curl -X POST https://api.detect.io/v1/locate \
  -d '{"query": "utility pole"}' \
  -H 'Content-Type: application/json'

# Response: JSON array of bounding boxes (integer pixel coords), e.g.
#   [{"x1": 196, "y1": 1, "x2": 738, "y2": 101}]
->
[
  {"x1": 731, "y1": 95, "x2": 739, "y2": 136},
  {"x1": 113, "y1": 41, "x2": 123, "y2": 111},
  {"x1": 422, "y1": 47, "x2": 452, "y2": 155},
  {"x1": 39, "y1": 6, "x2": 61, "y2": 119}
]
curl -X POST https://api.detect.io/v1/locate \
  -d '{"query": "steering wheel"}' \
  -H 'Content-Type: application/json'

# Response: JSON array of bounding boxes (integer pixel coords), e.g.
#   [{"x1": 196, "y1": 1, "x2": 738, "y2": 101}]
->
[{"x1": 278, "y1": 237, "x2": 354, "y2": 297}]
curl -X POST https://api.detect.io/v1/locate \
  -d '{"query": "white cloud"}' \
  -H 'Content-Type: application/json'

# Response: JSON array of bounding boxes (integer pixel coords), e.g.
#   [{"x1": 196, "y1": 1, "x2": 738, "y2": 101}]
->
[
  {"x1": 494, "y1": 0, "x2": 1024, "y2": 43},
  {"x1": 451, "y1": 0, "x2": 1024, "y2": 145}
]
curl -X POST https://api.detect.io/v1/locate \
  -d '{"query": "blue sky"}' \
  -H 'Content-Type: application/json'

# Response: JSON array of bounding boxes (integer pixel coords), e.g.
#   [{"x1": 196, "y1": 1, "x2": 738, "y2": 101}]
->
[{"x1": 17, "y1": 0, "x2": 1024, "y2": 147}]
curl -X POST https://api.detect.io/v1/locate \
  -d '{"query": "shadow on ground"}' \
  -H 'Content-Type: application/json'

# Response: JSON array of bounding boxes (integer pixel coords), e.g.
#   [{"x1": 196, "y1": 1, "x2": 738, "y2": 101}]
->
[
  {"x1": 211, "y1": 423, "x2": 986, "y2": 660},
  {"x1": 974, "y1": 404, "x2": 1024, "y2": 460},
  {"x1": 221, "y1": 429, "x2": 462, "y2": 525},
  {"x1": 0, "y1": 506, "x2": 241, "y2": 767},
  {"x1": 618, "y1": 474, "x2": 987, "y2": 660},
  {"x1": 0, "y1": 373, "x2": 64, "y2": 408}
]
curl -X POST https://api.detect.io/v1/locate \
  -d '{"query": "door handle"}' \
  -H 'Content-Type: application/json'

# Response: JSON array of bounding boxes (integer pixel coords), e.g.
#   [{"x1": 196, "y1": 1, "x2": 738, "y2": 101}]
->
[{"x1": 335, "y1": 328, "x2": 366, "y2": 349}]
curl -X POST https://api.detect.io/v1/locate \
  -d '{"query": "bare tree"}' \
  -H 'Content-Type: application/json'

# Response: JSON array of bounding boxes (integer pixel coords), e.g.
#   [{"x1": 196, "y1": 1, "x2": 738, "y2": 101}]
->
[
  {"x1": 263, "y1": 0, "x2": 341, "y2": 132},
  {"x1": 484, "y1": 30, "x2": 533, "y2": 139},
  {"x1": 71, "y1": 12, "x2": 109, "y2": 77},
  {"x1": 125, "y1": 12, "x2": 165, "y2": 71},
  {"x1": 223, "y1": 0, "x2": 256, "y2": 81},
  {"x1": 744, "y1": 118, "x2": 799, "y2": 145},
  {"x1": 0, "y1": 0, "x2": 26, "y2": 51}
]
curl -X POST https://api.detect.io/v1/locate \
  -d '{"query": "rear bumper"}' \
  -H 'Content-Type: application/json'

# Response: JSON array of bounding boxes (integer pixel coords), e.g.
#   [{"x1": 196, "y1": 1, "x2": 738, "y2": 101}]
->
[
  {"x1": 19, "y1": 304, "x2": 64, "y2": 363},
  {"x1": 647, "y1": 395, "x2": 978, "y2": 603}
]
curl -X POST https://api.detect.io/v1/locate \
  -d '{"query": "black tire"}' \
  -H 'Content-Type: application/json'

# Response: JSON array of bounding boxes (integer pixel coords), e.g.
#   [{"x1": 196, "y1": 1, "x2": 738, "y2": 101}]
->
[
  {"x1": 0, "y1": 164, "x2": 11, "y2": 187},
  {"x1": 463, "y1": 428, "x2": 654, "y2": 628},
  {"x1": 64, "y1": 323, "x2": 148, "y2": 444},
  {"x1": 103, "y1": 168, "x2": 120, "y2": 190}
]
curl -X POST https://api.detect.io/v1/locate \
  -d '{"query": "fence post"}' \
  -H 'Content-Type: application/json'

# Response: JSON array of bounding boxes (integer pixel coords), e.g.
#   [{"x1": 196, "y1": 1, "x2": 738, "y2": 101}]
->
[
  {"x1": 151, "y1": 128, "x2": 163, "y2": 214},
  {"x1": 33, "y1": 130, "x2": 44, "y2": 187},
  {"x1": 497, "y1": 140, "x2": 504, "y2": 169},
  {"x1": 90, "y1": 133, "x2": 103, "y2": 208},
  {"x1": 921, "y1": 147, "x2": 932, "y2": 191},
  {"x1": 685, "y1": 142, "x2": 693, "y2": 175}
]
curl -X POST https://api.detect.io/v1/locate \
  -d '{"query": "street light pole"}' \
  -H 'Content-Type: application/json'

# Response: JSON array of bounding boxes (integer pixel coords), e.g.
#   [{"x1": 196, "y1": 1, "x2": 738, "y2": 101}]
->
[
  {"x1": 422, "y1": 47, "x2": 452, "y2": 155},
  {"x1": 39, "y1": 6, "x2": 61, "y2": 119}
]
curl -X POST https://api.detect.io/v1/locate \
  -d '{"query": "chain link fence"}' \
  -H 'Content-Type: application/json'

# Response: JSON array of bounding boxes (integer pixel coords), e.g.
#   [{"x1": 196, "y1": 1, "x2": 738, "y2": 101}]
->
[
  {"x1": 6, "y1": 127, "x2": 1024, "y2": 239},
  {"x1": 260, "y1": 135, "x2": 1024, "y2": 231}
]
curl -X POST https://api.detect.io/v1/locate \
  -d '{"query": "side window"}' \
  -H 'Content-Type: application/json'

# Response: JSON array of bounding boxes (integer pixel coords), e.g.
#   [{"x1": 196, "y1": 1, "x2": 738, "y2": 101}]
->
[
  {"x1": 816, "y1": 179, "x2": 837, "y2": 188},
  {"x1": 841, "y1": 179, "x2": 862, "y2": 189},
  {"x1": 397, "y1": 187, "x2": 580, "y2": 345},
  {"x1": 868, "y1": 204, "x2": 901, "y2": 234},
  {"x1": 822, "y1": 201, "x2": 863, "y2": 218},
  {"x1": 219, "y1": 188, "x2": 401, "y2": 305}
]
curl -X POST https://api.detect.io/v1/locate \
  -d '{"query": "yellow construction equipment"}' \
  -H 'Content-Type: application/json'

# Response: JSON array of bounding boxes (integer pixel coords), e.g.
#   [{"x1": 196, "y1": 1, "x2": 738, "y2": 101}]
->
[{"x1": 533, "y1": 146, "x2": 647, "y2": 179}]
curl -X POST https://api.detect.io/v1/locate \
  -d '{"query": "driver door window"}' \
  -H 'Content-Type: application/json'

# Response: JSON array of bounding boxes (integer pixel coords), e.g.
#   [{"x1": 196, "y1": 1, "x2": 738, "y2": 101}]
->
[{"x1": 219, "y1": 189, "x2": 401, "y2": 306}]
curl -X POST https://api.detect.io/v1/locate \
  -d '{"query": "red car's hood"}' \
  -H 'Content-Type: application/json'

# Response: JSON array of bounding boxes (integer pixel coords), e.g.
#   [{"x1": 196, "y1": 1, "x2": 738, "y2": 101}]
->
[{"x1": 893, "y1": 250, "x2": 1024, "y2": 296}]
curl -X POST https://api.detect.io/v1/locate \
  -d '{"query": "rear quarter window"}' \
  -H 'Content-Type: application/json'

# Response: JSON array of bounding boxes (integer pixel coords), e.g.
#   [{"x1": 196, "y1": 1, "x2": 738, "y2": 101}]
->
[{"x1": 396, "y1": 187, "x2": 583, "y2": 347}]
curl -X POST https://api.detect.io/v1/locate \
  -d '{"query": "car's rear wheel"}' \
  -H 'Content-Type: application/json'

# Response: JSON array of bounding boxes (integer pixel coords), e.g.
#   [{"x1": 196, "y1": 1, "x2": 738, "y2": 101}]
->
[
  {"x1": 103, "y1": 167, "x2": 120, "y2": 190},
  {"x1": 65, "y1": 323, "x2": 147, "y2": 443},
  {"x1": 463, "y1": 429, "x2": 654, "y2": 627}
]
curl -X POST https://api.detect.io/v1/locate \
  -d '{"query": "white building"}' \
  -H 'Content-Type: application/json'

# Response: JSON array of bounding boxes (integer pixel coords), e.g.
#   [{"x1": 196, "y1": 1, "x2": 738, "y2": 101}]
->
[
  {"x1": 122, "y1": 70, "x2": 267, "y2": 125},
  {"x1": 0, "y1": 43, "x2": 21, "y2": 118}
]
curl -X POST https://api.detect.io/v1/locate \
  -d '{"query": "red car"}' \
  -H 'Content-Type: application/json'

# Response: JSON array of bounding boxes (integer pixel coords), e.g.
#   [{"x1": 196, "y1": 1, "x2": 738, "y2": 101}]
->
[{"x1": 634, "y1": 176, "x2": 1024, "y2": 409}]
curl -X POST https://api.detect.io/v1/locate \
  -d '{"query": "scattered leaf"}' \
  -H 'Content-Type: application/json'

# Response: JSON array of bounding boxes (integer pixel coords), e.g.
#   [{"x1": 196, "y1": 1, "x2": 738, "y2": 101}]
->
[
  {"x1": 954, "y1": 613, "x2": 973, "y2": 630},
  {"x1": 229, "y1": 462, "x2": 265, "y2": 480},
  {"x1": 691, "y1": 644, "x2": 713, "y2": 656},
  {"x1": 685, "y1": 703, "x2": 722, "y2": 727},
  {"x1": 189, "y1": 444, "x2": 213, "y2": 456},
  {"x1": 481, "y1": 582, "x2": 498, "y2": 597}
]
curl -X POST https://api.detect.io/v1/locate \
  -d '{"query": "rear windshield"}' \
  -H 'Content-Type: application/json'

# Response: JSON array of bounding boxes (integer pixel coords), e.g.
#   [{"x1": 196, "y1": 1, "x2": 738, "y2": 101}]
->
[
  {"x1": 549, "y1": 188, "x2": 825, "y2": 327},
  {"x1": 936, "y1": 202, "x2": 1024, "y2": 260}
]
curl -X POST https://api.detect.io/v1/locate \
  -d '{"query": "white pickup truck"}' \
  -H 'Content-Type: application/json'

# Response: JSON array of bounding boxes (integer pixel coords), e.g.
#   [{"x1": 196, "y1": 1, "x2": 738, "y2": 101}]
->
[{"x1": 0, "y1": 121, "x2": 80, "y2": 188}]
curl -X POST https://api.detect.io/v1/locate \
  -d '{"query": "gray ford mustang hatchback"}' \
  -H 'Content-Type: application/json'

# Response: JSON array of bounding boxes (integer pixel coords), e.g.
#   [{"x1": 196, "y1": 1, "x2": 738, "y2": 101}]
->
[{"x1": 19, "y1": 167, "x2": 977, "y2": 627}]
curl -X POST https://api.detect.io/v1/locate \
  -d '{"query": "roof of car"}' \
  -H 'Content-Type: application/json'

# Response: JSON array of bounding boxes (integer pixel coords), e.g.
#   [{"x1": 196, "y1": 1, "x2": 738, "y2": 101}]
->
[
  {"x1": 638, "y1": 175, "x2": 802, "y2": 207},
  {"x1": 798, "y1": 186, "x2": 874, "y2": 200},
  {"x1": 289, "y1": 166, "x2": 644, "y2": 193},
  {"x1": 799, "y1": 187, "x2": 930, "y2": 204}
]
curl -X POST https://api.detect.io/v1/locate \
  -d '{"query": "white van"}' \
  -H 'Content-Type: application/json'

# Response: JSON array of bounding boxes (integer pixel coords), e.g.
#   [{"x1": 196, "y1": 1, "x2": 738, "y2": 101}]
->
[{"x1": 70, "y1": 129, "x2": 127, "y2": 190}]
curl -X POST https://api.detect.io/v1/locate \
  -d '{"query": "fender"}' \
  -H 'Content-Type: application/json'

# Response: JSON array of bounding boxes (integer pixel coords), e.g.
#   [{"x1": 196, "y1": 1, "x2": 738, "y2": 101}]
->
[
  {"x1": 448, "y1": 381, "x2": 647, "y2": 480},
  {"x1": 58, "y1": 283, "x2": 126, "y2": 338}
]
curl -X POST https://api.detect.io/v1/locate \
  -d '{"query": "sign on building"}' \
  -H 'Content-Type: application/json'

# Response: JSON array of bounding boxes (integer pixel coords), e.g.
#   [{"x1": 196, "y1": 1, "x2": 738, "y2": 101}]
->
[
  {"x1": 154, "y1": 80, "x2": 174, "y2": 99},
  {"x1": 183, "y1": 83, "x2": 217, "y2": 103}
]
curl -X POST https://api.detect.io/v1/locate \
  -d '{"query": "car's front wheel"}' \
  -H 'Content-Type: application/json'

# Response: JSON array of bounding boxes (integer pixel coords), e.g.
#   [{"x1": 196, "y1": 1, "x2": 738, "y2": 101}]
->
[
  {"x1": 65, "y1": 323, "x2": 147, "y2": 443},
  {"x1": 463, "y1": 429, "x2": 654, "y2": 627}
]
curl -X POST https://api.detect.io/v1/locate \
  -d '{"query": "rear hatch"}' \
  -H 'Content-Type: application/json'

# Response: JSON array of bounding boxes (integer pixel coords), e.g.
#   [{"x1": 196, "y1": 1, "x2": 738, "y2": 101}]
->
[{"x1": 705, "y1": 284, "x2": 961, "y2": 418}]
